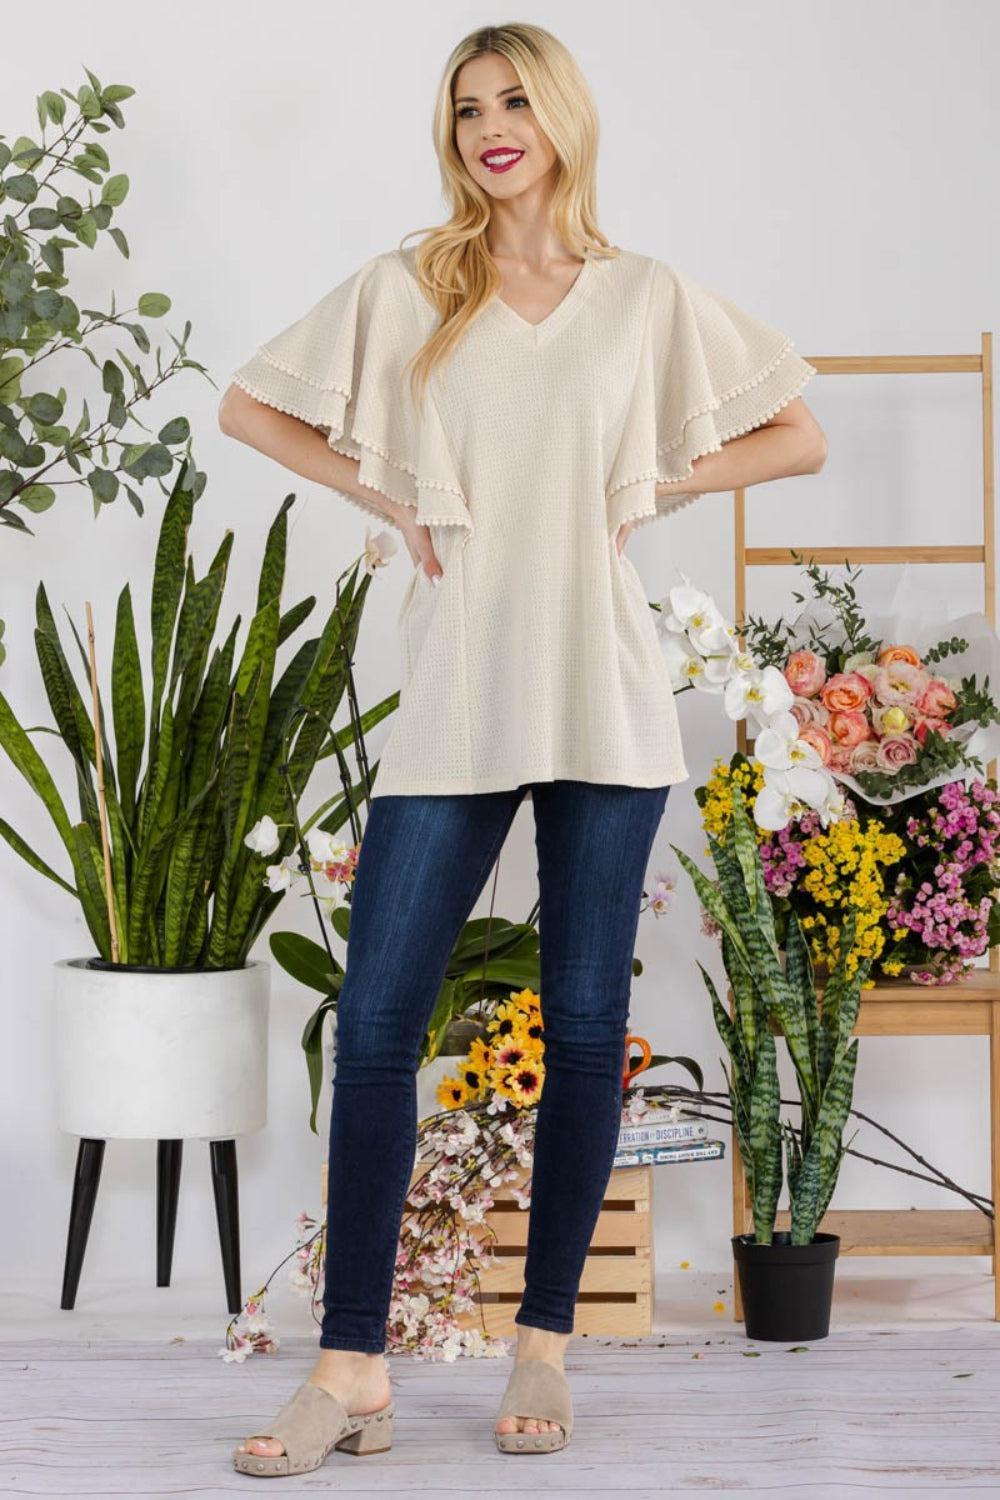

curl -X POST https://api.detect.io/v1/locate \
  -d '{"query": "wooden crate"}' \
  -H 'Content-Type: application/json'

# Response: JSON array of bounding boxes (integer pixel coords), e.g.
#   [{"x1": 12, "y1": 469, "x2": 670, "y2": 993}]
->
[
  {"x1": 320, "y1": 1159, "x2": 654, "y2": 1337},
  {"x1": 409, "y1": 1159, "x2": 654, "y2": 1337}
]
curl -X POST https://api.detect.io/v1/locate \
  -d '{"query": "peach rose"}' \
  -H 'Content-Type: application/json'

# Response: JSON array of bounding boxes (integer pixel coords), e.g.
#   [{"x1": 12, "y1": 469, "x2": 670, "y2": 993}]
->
[
  {"x1": 828, "y1": 745, "x2": 855, "y2": 771},
  {"x1": 797, "y1": 723, "x2": 833, "y2": 764},
  {"x1": 874, "y1": 734, "x2": 919, "y2": 771},
  {"x1": 849, "y1": 739, "x2": 881, "y2": 772},
  {"x1": 916, "y1": 678, "x2": 957, "y2": 720},
  {"x1": 820, "y1": 671, "x2": 874, "y2": 713},
  {"x1": 789, "y1": 694, "x2": 830, "y2": 729},
  {"x1": 877, "y1": 643, "x2": 922, "y2": 668},
  {"x1": 783, "y1": 649, "x2": 826, "y2": 698},
  {"x1": 828, "y1": 709, "x2": 871, "y2": 748}
]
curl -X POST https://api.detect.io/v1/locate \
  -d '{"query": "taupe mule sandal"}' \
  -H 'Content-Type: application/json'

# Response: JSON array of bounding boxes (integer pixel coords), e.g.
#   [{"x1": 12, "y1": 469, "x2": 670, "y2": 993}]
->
[
  {"x1": 232, "y1": 1381, "x2": 394, "y2": 1477},
  {"x1": 494, "y1": 1358, "x2": 573, "y2": 1453}
]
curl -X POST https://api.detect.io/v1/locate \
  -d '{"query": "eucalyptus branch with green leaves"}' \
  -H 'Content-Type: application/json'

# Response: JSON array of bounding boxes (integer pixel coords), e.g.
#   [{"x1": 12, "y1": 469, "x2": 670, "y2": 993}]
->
[{"x1": 0, "y1": 64, "x2": 208, "y2": 553}]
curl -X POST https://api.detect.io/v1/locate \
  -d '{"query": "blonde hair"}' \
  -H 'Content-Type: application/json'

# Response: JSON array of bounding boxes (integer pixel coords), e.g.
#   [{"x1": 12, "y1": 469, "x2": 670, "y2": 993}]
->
[{"x1": 399, "y1": 22, "x2": 619, "y2": 404}]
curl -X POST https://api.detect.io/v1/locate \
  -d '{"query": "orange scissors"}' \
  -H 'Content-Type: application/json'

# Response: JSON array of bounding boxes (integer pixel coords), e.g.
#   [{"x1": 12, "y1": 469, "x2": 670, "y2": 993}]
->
[{"x1": 622, "y1": 1033, "x2": 652, "y2": 1087}]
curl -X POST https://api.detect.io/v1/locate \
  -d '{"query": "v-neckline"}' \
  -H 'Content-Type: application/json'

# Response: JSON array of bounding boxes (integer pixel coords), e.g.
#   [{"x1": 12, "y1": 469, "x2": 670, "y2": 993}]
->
[{"x1": 491, "y1": 256, "x2": 596, "y2": 345}]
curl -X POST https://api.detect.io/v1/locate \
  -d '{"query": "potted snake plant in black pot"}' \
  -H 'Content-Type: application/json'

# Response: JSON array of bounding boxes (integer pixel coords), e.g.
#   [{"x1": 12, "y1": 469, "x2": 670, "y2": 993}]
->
[{"x1": 672, "y1": 780, "x2": 872, "y2": 1341}]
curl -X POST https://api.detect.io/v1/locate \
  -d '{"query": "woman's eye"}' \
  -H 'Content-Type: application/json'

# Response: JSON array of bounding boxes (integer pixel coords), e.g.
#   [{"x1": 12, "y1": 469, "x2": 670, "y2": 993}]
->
[{"x1": 456, "y1": 96, "x2": 529, "y2": 119}]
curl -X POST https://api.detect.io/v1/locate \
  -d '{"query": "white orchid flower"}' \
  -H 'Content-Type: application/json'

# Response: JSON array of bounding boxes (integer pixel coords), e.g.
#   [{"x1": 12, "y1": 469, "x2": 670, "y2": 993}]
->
[
  {"x1": 264, "y1": 854, "x2": 299, "y2": 892},
  {"x1": 310, "y1": 866, "x2": 347, "y2": 903},
  {"x1": 244, "y1": 814, "x2": 280, "y2": 856},
  {"x1": 754, "y1": 764, "x2": 832, "y2": 830},
  {"x1": 724, "y1": 664, "x2": 794, "y2": 729},
  {"x1": 662, "y1": 631, "x2": 710, "y2": 690},
  {"x1": 307, "y1": 827, "x2": 349, "y2": 865},
  {"x1": 815, "y1": 778, "x2": 849, "y2": 827},
  {"x1": 701, "y1": 642, "x2": 749, "y2": 690},
  {"x1": 362, "y1": 527, "x2": 397, "y2": 574},
  {"x1": 752, "y1": 710, "x2": 824, "y2": 772},
  {"x1": 661, "y1": 583, "x2": 730, "y2": 651}
]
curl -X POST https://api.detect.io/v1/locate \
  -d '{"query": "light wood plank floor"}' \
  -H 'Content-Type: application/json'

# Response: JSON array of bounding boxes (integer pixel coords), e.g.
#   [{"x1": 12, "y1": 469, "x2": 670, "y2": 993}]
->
[{"x1": 4, "y1": 1272, "x2": 1000, "y2": 1495}]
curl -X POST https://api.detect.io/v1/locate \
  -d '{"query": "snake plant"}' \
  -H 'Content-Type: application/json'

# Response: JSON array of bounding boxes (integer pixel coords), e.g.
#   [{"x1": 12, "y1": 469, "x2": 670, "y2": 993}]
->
[
  {"x1": 0, "y1": 457, "x2": 395, "y2": 967},
  {"x1": 672, "y1": 780, "x2": 872, "y2": 1245}
]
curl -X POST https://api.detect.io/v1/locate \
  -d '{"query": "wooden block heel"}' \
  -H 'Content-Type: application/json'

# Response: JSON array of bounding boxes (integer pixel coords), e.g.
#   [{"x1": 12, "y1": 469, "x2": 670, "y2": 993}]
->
[{"x1": 335, "y1": 1406, "x2": 394, "y2": 1455}]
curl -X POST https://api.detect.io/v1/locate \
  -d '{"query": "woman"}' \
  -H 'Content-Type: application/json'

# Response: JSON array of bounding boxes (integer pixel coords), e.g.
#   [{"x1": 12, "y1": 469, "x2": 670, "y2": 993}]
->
[{"x1": 221, "y1": 21, "x2": 826, "y2": 1479}]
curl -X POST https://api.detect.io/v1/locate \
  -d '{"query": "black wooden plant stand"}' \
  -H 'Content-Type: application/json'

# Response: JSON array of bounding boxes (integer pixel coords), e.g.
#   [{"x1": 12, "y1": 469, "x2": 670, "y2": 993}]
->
[{"x1": 60, "y1": 1137, "x2": 243, "y2": 1314}]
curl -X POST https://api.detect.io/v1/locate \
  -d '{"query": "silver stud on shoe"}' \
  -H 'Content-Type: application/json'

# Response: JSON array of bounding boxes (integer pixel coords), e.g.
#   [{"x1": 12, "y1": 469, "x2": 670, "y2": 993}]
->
[{"x1": 516, "y1": 1437, "x2": 524, "y2": 1448}]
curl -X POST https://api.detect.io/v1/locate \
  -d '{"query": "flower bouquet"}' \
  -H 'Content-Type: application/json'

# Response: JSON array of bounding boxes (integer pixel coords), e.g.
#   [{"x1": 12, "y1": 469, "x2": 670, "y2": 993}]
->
[{"x1": 740, "y1": 553, "x2": 1000, "y2": 807}]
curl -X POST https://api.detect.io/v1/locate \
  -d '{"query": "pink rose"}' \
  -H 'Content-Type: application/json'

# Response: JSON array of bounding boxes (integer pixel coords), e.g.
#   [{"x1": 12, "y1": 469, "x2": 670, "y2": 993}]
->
[
  {"x1": 828, "y1": 745, "x2": 855, "y2": 770},
  {"x1": 783, "y1": 649, "x2": 826, "y2": 698},
  {"x1": 875, "y1": 734, "x2": 919, "y2": 771},
  {"x1": 916, "y1": 678, "x2": 957, "y2": 720},
  {"x1": 820, "y1": 671, "x2": 874, "y2": 713},
  {"x1": 797, "y1": 723, "x2": 833, "y2": 763},
  {"x1": 790, "y1": 694, "x2": 830, "y2": 729},
  {"x1": 829, "y1": 709, "x2": 871, "y2": 748}
]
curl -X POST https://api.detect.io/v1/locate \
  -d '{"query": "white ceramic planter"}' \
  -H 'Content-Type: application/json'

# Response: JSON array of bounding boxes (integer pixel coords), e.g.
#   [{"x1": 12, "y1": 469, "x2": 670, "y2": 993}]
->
[{"x1": 52, "y1": 957, "x2": 269, "y2": 1140}]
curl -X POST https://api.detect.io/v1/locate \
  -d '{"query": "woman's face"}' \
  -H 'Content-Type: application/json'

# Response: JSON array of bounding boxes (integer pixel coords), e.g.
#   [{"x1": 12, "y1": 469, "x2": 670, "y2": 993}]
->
[{"x1": 452, "y1": 51, "x2": 557, "y2": 201}]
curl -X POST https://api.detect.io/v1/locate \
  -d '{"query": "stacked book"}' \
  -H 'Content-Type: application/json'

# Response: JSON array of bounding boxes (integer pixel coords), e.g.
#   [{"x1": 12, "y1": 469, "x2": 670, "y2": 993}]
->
[{"x1": 613, "y1": 1106, "x2": 725, "y2": 1168}]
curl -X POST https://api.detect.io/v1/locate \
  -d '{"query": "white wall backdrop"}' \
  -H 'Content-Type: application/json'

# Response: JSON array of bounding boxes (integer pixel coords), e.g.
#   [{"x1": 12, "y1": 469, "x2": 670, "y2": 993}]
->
[{"x1": 2, "y1": 0, "x2": 998, "y2": 1321}]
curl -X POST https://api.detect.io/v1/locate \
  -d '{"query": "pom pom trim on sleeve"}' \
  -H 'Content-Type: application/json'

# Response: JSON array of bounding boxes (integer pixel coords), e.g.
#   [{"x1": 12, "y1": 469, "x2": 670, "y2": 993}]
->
[
  {"x1": 229, "y1": 253, "x2": 474, "y2": 538},
  {"x1": 605, "y1": 260, "x2": 818, "y2": 536}
]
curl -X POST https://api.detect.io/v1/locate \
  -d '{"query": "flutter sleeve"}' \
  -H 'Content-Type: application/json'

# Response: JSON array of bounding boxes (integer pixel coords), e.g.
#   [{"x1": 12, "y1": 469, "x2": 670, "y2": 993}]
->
[
  {"x1": 230, "y1": 251, "x2": 471, "y2": 534},
  {"x1": 606, "y1": 259, "x2": 817, "y2": 535}
]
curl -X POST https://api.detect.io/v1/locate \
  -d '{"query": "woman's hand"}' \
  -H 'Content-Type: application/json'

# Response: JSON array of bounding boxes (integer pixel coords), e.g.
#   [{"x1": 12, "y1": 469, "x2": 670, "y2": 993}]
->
[
  {"x1": 614, "y1": 520, "x2": 635, "y2": 555},
  {"x1": 386, "y1": 502, "x2": 444, "y2": 580}
]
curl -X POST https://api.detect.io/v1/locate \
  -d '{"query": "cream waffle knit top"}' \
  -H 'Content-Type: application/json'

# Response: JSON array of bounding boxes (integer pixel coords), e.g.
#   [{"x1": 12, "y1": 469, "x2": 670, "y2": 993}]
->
[{"x1": 232, "y1": 245, "x2": 816, "y2": 798}]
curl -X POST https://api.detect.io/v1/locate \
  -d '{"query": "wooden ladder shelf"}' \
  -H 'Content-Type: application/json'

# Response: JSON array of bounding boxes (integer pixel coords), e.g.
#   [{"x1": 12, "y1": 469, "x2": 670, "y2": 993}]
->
[{"x1": 729, "y1": 333, "x2": 1000, "y2": 1319}]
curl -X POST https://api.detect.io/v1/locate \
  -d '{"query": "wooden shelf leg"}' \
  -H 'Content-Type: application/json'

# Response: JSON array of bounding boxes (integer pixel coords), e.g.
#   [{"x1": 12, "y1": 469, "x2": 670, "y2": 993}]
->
[{"x1": 991, "y1": 998, "x2": 1000, "y2": 1320}]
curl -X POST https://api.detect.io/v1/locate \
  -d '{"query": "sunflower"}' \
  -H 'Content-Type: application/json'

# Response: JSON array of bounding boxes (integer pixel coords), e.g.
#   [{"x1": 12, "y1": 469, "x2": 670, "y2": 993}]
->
[
  {"x1": 467, "y1": 1035, "x2": 493, "y2": 1071},
  {"x1": 488, "y1": 988, "x2": 543, "y2": 1038},
  {"x1": 436, "y1": 1075, "x2": 473, "y2": 1110},
  {"x1": 501, "y1": 1059, "x2": 545, "y2": 1108},
  {"x1": 491, "y1": 1039, "x2": 528, "y2": 1071}
]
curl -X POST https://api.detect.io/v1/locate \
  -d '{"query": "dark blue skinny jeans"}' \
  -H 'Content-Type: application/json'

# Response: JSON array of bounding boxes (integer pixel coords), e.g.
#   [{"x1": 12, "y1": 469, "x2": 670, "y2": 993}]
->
[{"x1": 319, "y1": 778, "x2": 670, "y2": 1351}]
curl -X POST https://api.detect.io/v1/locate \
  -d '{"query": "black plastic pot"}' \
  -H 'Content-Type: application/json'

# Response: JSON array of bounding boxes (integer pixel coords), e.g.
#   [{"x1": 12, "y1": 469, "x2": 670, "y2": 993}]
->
[{"x1": 732, "y1": 1230, "x2": 840, "y2": 1341}]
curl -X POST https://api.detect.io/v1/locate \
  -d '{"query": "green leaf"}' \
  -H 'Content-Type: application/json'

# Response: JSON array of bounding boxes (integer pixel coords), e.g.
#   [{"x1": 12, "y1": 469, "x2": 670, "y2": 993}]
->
[
  {"x1": 257, "y1": 494, "x2": 293, "y2": 612},
  {"x1": 138, "y1": 292, "x2": 171, "y2": 317},
  {"x1": 18, "y1": 485, "x2": 56, "y2": 513},
  {"x1": 157, "y1": 416, "x2": 190, "y2": 445},
  {"x1": 269, "y1": 930, "x2": 340, "y2": 994},
  {"x1": 301, "y1": 993, "x2": 340, "y2": 1133},
  {"x1": 0, "y1": 687, "x2": 75, "y2": 850},
  {"x1": 112, "y1": 584, "x2": 144, "y2": 825},
  {"x1": 147, "y1": 464, "x2": 195, "y2": 743},
  {"x1": 87, "y1": 468, "x2": 119, "y2": 505},
  {"x1": 0, "y1": 815, "x2": 76, "y2": 895},
  {"x1": 68, "y1": 822, "x2": 113, "y2": 955},
  {"x1": 100, "y1": 173, "x2": 129, "y2": 206}
]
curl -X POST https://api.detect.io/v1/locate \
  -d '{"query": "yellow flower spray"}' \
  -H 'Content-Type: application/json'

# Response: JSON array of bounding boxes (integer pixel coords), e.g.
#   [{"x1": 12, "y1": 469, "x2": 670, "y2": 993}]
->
[{"x1": 437, "y1": 987, "x2": 546, "y2": 1111}]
